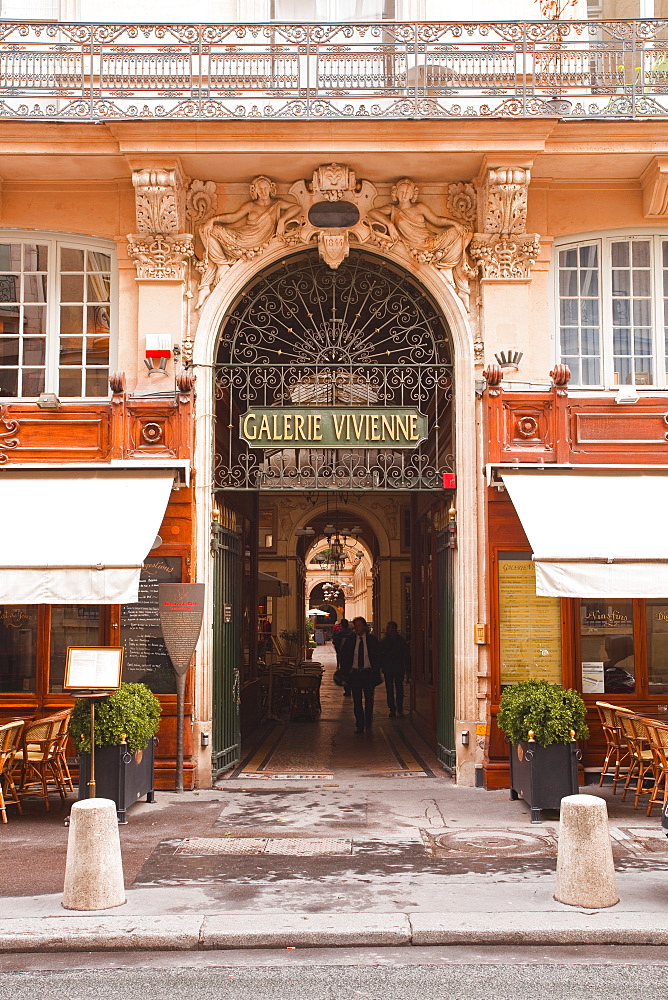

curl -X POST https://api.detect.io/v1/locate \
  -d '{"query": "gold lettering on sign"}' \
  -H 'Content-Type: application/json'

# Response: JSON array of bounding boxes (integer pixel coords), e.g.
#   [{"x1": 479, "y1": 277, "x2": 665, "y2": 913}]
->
[
  {"x1": 333, "y1": 413, "x2": 345, "y2": 440},
  {"x1": 243, "y1": 413, "x2": 257, "y2": 440},
  {"x1": 295, "y1": 414, "x2": 306, "y2": 440}
]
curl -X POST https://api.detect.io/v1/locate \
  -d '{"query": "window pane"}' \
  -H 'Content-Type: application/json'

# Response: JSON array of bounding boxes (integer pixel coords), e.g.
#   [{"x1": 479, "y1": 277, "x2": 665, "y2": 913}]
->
[
  {"x1": 0, "y1": 338, "x2": 19, "y2": 364},
  {"x1": 632, "y1": 240, "x2": 651, "y2": 266},
  {"x1": 612, "y1": 269, "x2": 630, "y2": 296},
  {"x1": 0, "y1": 305, "x2": 20, "y2": 334},
  {"x1": 60, "y1": 247, "x2": 84, "y2": 271},
  {"x1": 21, "y1": 368, "x2": 45, "y2": 396},
  {"x1": 647, "y1": 602, "x2": 668, "y2": 694},
  {"x1": 59, "y1": 337, "x2": 83, "y2": 364},
  {"x1": 24, "y1": 245, "x2": 48, "y2": 271},
  {"x1": 23, "y1": 274, "x2": 47, "y2": 303},
  {"x1": 87, "y1": 274, "x2": 110, "y2": 302},
  {"x1": 23, "y1": 336, "x2": 45, "y2": 365},
  {"x1": 60, "y1": 274, "x2": 84, "y2": 302},
  {"x1": 23, "y1": 305, "x2": 46, "y2": 335},
  {"x1": 613, "y1": 327, "x2": 631, "y2": 355},
  {"x1": 0, "y1": 370, "x2": 18, "y2": 396},
  {"x1": 59, "y1": 368, "x2": 83, "y2": 396},
  {"x1": 611, "y1": 241, "x2": 629, "y2": 267},
  {"x1": 579, "y1": 244, "x2": 598, "y2": 267},
  {"x1": 86, "y1": 336, "x2": 109, "y2": 365},
  {"x1": 581, "y1": 299, "x2": 599, "y2": 325},
  {"x1": 0, "y1": 244, "x2": 22, "y2": 271},
  {"x1": 561, "y1": 328, "x2": 579, "y2": 354},
  {"x1": 581, "y1": 327, "x2": 599, "y2": 355},
  {"x1": 580, "y1": 269, "x2": 599, "y2": 296},
  {"x1": 87, "y1": 305, "x2": 110, "y2": 337},
  {"x1": 559, "y1": 248, "x2": 578, "y2": 267},
  {"x1": 87, "y1": 251, "x2": 111, "y2": 272},
  {"x1": 634, "y1": 329, "x2": 653, "y2": 355},
  {"x1": 581, "y1": 357, "x2": 600, "y2": 384},
  {"x1": 560, "y1": 299, "x2": 579, "y2": 325},
  {"x1": 559, "y1": 270, "x2": 578, "y2": 296},
  {"x1": 0, "y1": 605, "x2": 38, "y2": 693},
  {"x1": 632, "y1": 269, "x2": 651, "y2": 296},
  {"x1": 60, "y1": 305, "x2": 83, "y2": 336},
  {"x1": 632, "y1": 299, "x2": 651, "y2": 327},
  {"x1": 580, "y1": 600, "x2": 635, "y2": 694},
  {"x1": 563, "y1": 358, "x2": 580, "y2": 383},
  {"x1": 49, "y1": 605, "x2": 103, "y2": 693},
  {"x1": 85, "y1": 369, "x2": 109, "y2": 396},
  {"x1": 613, "y1": 299, "x2": 631, "y2": 326}
]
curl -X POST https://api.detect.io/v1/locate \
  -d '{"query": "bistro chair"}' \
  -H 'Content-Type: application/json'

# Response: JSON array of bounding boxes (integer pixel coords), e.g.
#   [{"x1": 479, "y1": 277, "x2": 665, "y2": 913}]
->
[
  {"x1": 13, "y1": 711, "x2": 71, "y2": 811},
  {"x1": 0, "y1": 720, "x2": 25, "y2": 823},
  {"x1": 289, "y1": 674, "x2": 322, "y2": 722},
  {"x1": 617, "y1": 712, "x2": 655, "y2": 809},
  {"x1": 595, "y1": 701, "x2": 630, "y2": 794},
  {"x1": 639, "y1": 718, "x2": 668, "y2": 818}
]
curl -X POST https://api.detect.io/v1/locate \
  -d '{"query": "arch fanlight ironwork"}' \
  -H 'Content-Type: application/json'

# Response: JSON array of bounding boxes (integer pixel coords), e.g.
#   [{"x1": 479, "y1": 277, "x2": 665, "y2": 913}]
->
[{"x1": 213, "y1": 249, "x2": 454, "y2": 491}]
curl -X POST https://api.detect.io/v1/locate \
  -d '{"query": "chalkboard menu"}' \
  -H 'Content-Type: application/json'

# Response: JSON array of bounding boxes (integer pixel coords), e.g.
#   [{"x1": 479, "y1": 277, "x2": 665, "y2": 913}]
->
[
  {"x1": 120, "y1": 556, "x2": 182, "y2": 694},
  {"x1": 499, "y1": 552, "x2": 562, "y2": 688}
]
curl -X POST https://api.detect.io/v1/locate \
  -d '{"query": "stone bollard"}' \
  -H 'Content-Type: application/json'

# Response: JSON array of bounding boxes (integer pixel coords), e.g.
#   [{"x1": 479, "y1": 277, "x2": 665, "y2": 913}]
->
[
  {"x1": 555, "y1": 793, "x2": 618, "y2": 908},
  {"x1": 62, "y1": 798, "x2": 126, "y2": 911}
]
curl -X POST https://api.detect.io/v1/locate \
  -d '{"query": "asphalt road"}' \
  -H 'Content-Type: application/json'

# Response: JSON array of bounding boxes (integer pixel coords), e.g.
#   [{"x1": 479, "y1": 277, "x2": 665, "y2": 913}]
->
[{"x1": 0, "y1": 949, "x2": 666, "y2": 1000}]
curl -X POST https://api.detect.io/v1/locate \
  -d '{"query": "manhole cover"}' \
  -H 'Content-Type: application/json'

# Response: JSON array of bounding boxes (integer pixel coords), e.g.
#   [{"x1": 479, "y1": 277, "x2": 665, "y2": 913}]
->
[
  {"x1": 175, "y1": 837, "x2": 352, "y2": 856},
  {"x1": 431, "y1": 829, "x2": 557, "y2": 857}
]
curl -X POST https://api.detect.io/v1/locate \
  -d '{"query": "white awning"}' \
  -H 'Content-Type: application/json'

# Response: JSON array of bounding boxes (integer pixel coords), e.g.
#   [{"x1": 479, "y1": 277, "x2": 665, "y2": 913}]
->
[
  {"x1": 501, "y1": 471, "x2": 668, "y2": 599},
  {"x1": 0, "y1": 468, "x2": 174, "y2": 604}
]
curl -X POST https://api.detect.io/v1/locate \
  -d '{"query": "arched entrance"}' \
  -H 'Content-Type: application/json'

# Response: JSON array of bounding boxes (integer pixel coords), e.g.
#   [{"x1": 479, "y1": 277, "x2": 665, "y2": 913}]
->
[{"x1": 207, "y1": 246, "x2": 462, "y2": 777}]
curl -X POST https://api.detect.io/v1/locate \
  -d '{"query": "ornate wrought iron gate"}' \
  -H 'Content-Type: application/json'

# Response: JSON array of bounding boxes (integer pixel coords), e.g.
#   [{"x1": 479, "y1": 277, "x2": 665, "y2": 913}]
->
[
  {"x1": 211, "y1": 517, "x2": 241, "y2": 775},
  {"x1": 213, "y1": 249, "x2": 453, "y2": 492}
]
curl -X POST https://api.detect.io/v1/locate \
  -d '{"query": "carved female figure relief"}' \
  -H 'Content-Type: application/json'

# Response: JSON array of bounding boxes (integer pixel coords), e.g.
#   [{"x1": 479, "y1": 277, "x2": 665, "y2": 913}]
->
[
  {"x1": 196, "y1": 176, "x2": 301, "y2": 308},
  {"x1": 368, "y1": 178, "x2": 473, "y2": 302}
]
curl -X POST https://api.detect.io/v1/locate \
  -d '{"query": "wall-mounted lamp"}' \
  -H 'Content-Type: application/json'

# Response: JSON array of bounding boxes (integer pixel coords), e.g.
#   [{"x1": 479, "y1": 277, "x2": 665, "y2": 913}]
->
[
  {"x1": 145, "y1": 334, "x2": 172, "y2": 376},
  {"x1": 36, "y1": 392, "x2": 61, "y2": 410},
  {"x1": 615, "y1": 385, "x2": 640, "y2": 404},
  {"x1": 461, "y1": 730, "x2": 470, "y2": 746}
]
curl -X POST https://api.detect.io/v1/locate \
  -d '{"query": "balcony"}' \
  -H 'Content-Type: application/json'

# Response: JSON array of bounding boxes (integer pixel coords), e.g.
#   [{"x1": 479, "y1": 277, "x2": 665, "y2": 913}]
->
[{"x1": 0, "y1": 19, "x2": 667, "y2": 121}]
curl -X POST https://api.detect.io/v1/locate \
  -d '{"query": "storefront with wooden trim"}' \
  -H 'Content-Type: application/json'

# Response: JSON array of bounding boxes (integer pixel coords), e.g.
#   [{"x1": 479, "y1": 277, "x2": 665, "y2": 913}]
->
[{"x1": 482, "y1": 368, "x2": 668, "y2": 789}]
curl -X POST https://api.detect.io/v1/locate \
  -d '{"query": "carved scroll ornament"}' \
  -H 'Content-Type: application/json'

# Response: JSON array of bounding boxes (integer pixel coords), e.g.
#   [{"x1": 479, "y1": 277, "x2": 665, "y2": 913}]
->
[
  {"x1": 0, "y1": 408, "x2": 20, "y2": 464},
  {"x1": 132, "y1": 168, "x2": 185, "y2": 235},
  {"x1": 471, "y1": 166, "x2": 541, "y2": 282},
  {"x1": 127, "y1": 234, "x2": 194, "y2": 281},
  {"x1": 469, "y1": 235, "x2": 540, "y2": 280}
]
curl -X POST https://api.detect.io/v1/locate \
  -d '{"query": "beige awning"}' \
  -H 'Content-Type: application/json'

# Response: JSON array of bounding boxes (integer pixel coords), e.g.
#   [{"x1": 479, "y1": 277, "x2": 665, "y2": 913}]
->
[
  {"x1": 501, "y1": 470, "x2": 668, "y2": 599},
  {"x1": 0, "y1": 468, "x2": 174, "y2": 604},
  {"x1": 257, "y1": 572, "x2": 290, "y2": 597}
]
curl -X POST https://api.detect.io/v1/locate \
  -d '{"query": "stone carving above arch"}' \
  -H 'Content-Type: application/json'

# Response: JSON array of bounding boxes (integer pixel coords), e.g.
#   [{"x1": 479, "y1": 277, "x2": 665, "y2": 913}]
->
[
  {"x1": 127, "y1": 166, "x2": 194, "y2": 281},
  {"x1": 193, "y1": 165, "x2": 476, "y2": 310}
]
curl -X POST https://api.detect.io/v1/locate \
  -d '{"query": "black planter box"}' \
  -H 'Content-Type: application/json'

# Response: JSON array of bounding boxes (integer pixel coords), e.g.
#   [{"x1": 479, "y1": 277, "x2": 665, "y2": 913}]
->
[
  {"x1": 509, "y1": 740, "x2": 579, "y2": 823},
  {"x1": 78, "y1": 738, "x2": 156, "y2": 824}
]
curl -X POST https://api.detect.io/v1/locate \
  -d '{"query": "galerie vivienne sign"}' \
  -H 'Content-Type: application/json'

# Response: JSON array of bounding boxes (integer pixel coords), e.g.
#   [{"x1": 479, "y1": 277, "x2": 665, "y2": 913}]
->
[{"x1": 240, "y1": 407, "x2": 428, "y2": 449}]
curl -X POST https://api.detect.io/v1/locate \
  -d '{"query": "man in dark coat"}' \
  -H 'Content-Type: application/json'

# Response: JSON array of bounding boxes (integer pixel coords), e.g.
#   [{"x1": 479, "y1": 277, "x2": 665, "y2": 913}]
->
[
  {"x1": 379, "y1": 621, "x2": 409, "y2": 717},
  {"x1": 339, "y1": 616, "x2": 382, "y2": 733}
]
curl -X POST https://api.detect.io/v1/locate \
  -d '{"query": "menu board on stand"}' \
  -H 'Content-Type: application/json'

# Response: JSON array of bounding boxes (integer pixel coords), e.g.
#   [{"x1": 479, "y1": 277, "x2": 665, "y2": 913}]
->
[{"x1": 120, "y1": 556, "x2": 182, "y2": 694}]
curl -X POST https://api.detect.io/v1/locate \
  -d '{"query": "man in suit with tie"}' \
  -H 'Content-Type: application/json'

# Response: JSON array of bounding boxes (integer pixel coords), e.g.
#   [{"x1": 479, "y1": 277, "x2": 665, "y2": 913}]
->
[{"x1": 339, "y1": 616, "x2": 382, "y2": 734}]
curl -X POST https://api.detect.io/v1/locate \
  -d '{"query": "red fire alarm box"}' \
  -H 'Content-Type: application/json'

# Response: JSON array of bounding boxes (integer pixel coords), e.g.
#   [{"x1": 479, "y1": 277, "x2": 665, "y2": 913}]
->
[{"x1": 442, "y1": 473, "x2": 457, "y2": 489}]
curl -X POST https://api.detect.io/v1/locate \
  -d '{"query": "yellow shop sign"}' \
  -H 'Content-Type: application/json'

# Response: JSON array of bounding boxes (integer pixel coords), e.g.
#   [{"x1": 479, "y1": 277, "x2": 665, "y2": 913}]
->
[{"x1": 240, "y1": 407, "x2": 428, "y2": 449}]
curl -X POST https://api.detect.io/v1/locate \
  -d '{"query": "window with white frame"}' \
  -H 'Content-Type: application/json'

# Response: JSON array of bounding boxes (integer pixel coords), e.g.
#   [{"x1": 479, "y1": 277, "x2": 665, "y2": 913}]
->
[
  {"x1": 557, "y1": 234, "x2": 668, "y2": 388},
  {"x1": 0, "y1": 234, "x2": 115, "y2": 399}
]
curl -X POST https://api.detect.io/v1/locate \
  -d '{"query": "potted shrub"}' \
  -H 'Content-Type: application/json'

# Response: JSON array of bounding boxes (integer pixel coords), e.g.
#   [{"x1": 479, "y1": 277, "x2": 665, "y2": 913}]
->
[
  {"x1": 69, "y1": 682, "x2": 161, "y2": 824},
  {"x1": 497, "y1": 679, "x2": 589, "y2": 823}
]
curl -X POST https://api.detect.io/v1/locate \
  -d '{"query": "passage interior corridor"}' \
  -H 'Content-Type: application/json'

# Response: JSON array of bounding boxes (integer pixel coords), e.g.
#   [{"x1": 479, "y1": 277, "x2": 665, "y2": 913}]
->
[{"x1": 228, "y1": 642, "x2": 441, "y2": 780}]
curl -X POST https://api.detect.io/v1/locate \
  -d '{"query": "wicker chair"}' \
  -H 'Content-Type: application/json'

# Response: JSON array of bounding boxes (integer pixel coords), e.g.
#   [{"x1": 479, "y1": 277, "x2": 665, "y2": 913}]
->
[
  {"x1": 640, "y1": 718, "x2": 668, "y2": 818},
  {"x1": 618, "y1": 712, "x2": 655, "y2": 809},
  {"x1": 595, "y1": 701, "x2": 630, "y2": 793},
  {"x1": 0, "y1": 720, "x2": 24, "y2": 823},
  {"x1": 289, "y1": 674, "x2": 322, "y2": 722},
  {"x1": 13, "y1": 711, "x2": 71, "y2": 810}
]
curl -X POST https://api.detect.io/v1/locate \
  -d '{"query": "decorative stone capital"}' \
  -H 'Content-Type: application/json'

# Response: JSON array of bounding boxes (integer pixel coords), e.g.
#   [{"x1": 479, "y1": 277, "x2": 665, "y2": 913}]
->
[
  {"x1": 132, "y1": 167, "x2": 187, "y2": 234},
  {"x1": 126, "y1": 233, "x2": 194, "y2": 280},
  {"x1": 469, "y1": 234, "x2": 541, "y2": 280},
  {"x1": 478, "y1": 167, "x2": 531, "y2": 235}
]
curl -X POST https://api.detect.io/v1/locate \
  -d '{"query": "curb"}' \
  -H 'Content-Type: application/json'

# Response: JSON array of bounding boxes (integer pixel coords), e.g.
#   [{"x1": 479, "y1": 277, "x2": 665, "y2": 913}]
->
[{"x1": 3, "y1": 912, "x2": 668, "y2": 952}]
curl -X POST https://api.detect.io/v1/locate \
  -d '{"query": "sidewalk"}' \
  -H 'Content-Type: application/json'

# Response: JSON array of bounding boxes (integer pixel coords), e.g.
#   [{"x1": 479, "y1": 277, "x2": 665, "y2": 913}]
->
[{"x1": 3, "y1": 644, "x2": 667, "y2": 952}]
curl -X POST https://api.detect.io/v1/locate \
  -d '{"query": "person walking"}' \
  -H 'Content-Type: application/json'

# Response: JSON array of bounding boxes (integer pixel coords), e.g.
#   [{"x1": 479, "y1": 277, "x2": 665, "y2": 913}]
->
[
  {"x1": 332, "y1": 617, "x2": 353, "y2": 697},
  {"x1": 340, "y1": 616, "x2": 382, "y2": 734},
  {"x1": 379, "y1": 621, "x2": 409, "y2": 718}
]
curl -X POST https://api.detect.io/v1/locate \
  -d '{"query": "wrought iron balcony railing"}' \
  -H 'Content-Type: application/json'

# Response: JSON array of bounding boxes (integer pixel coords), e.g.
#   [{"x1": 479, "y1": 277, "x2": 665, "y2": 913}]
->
[{"x1": 1, "y1": 19, "x2": 668, "y2": 121}]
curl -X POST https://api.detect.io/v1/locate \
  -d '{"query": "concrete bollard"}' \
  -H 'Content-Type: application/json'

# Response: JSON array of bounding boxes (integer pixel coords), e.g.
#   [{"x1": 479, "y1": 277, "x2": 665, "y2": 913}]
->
[
  {"x1": 62, "y1": 798, "x2": 126, "y2": 911},
  {"x1": 555, "y1": 793, "x2": 618, "y2": 908}
]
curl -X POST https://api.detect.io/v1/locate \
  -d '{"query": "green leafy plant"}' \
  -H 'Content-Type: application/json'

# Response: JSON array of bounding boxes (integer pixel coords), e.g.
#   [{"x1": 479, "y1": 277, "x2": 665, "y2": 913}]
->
[
  {"x1": 69, "y1": 682, "x2": 161, "y2": 753},
  {"x1": 279, "y1": 628, "x2": 300, "y2": 644},
  {"x1": 497, "y1": 679, "x2": 589, "y2": 746}
]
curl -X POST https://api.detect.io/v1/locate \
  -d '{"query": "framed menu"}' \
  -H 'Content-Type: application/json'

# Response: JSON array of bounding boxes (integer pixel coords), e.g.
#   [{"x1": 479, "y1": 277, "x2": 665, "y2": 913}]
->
[
  {"x1": 64, "y1": 646, "x2": 123, "y2": 692},
  {"x1": 498, "y1": 552, "x2": 562, "y2": 687}
]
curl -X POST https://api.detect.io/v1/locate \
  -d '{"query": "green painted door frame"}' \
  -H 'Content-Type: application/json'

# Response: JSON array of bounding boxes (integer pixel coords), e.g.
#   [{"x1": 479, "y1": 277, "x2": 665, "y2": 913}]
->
[
  {"x1": 211, "y1": 519, "x2": 241, "y2": 776},
  {"x1": 437, "y1": 527, "x2": 456, "y2": 770}
]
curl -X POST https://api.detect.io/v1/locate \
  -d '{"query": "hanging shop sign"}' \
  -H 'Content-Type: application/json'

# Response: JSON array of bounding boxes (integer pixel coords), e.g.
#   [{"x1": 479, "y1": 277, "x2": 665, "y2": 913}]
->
[
  {"x1": 240, "y1": 407, "x2": 428, "y2": 449},
  {"x1": 158, "y1": 583, "x2": 205, "y2": 675}
]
